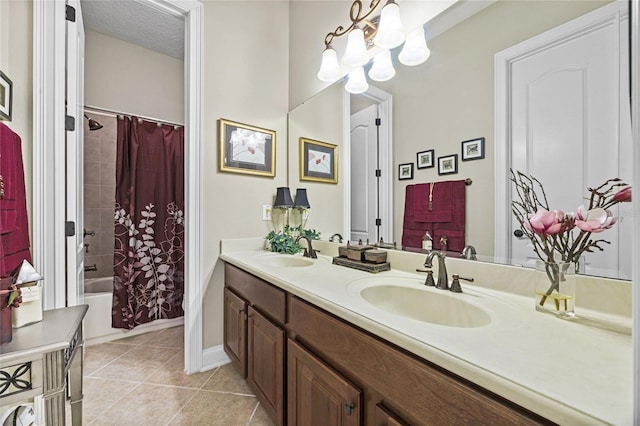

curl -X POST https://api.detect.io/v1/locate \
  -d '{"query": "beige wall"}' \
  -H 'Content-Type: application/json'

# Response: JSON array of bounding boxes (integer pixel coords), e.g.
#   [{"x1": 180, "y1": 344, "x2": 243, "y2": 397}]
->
[
  {"x1": 84, "y1": 30, "x2": 184, "y2": 123},
  {"x1": 0, "y1": 0, "x2": 33, "y2": 232},
  {"x1": 201, "y1": 1, "x2": 290, "y2": 348},
  {"x1": 288, "y1": 0, "x2": 610, "y2": 256},
  {"x1": 288, "y1": 82, "x2": 345, "y2": 237}
]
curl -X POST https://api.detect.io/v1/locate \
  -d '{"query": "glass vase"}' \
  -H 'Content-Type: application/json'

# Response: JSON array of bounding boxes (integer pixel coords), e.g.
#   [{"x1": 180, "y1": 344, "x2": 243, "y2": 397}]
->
[{"x1": 535, "y1": 260, "x2": 576, "y2": 317}]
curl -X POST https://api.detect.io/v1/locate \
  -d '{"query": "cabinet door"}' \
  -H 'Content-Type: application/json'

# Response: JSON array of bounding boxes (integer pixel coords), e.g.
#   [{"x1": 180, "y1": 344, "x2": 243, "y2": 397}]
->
[
  {"x1": 248, "y1": 306, "x2": 285, "y2": 425},
  {"x1": 223, "y1": 288, "x2": 247, "y2": 377},
  {"x1": 288, "y1": 339, "x2": 362, "y2": 426}
]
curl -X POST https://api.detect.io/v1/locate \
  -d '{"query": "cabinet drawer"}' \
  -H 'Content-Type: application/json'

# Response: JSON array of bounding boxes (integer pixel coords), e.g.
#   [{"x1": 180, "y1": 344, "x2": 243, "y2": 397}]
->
[
  {"x1": 225, "y1": 263, "x2": 286, "y2": 324},
  {"x1": 288, "y1": 296, "x2": 547, "y2": 426}
]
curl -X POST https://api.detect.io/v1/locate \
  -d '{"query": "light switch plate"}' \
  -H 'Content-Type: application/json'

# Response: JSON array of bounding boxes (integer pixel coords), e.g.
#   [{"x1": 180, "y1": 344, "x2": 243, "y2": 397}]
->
[{"x1": 262, "y1": 204, "x2": 272, "y2": 221}]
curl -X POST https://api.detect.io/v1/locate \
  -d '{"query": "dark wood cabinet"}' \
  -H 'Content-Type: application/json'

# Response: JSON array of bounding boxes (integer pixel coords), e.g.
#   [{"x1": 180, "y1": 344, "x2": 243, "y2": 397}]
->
[
  {"x1": 374, "y1": 404, "x2": 409, "y2": 426},
  {"x1": 288, "y1": 339, "x2": 362, "y2": 426},
  {"x1": 224, "y1": 264, "x2": 286, "y2": 425},
  {"x1": 223, "y1": 287, "x2": 247, "y2": 376},
  {"x1": 223, "y1": 262, "x2": 550, "y2": 426},
  {"x1": 248, "y1": 306, "x2": 285, "y2": 425}
]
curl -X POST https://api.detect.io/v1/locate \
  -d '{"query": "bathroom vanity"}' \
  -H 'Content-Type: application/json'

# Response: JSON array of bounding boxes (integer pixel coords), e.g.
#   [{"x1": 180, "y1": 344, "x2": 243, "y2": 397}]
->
[{"x1": 220, "y1": 239, "x2": 632, "y2": 425}]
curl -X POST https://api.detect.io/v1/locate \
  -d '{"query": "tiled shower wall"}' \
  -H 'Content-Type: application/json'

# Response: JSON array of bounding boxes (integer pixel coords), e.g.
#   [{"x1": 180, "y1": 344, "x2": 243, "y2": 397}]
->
[{"x1": 83, "y1": 111, "x2": 116, "y2": 279}]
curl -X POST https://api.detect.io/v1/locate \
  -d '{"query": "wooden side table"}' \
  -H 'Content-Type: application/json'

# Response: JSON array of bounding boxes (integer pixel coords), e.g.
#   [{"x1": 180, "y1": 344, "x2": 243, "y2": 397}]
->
[{"x1": 0, "y1": 305, "x2": 88, "y2": 425}]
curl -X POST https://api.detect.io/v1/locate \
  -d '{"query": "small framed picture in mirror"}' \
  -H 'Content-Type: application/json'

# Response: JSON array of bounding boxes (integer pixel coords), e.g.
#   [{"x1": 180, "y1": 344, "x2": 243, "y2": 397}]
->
[
  {"x1": 398, "y1": 163, "x2": 414, "y2": 180},
  {"x1": 300, "y1": 137, "x2": 338, "y2": 184},
  {"x1": 461, "y1": 137, "x2": 485, "y2": 161},
  {"x1": 438, "y1": 154, "x2": 458, "y2": 175},
  {"x1": 416, "y1": 149, "x2": 434, "y2": 169}
]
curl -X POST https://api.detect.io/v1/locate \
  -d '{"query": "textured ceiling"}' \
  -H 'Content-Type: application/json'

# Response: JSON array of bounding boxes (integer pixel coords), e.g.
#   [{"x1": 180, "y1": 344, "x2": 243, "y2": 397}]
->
[{"x1": 81, "y1": 0, "x2": 184, "y2": 60}]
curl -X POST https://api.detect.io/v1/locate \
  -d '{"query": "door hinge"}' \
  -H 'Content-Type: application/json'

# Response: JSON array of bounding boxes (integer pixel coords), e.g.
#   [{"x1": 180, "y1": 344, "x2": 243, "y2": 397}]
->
[
  {"x1": 65, "y1": 221, "x2": 76, "y2": 237},
  {"x1": 375, "y1": 169, "x2": 381, "y2": 177},
  {"x1": 65, "y1": 5, "x2": 76, "y2": 22},
  {"x1": 65, "y1": 115, "x2": 75, "y2": 131},
  {"x1": 375, "y1": 218, "x2": 382, "y2": 226},
  {"x1": 375, "y1": 118, "x2": 381, "y2": 126}
]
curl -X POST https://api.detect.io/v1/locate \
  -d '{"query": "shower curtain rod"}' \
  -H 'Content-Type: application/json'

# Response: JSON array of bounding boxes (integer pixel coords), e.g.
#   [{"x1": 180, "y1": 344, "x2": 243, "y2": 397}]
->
[{"x1": 84, "y1": 105, "x2": 184, "y2": 128}]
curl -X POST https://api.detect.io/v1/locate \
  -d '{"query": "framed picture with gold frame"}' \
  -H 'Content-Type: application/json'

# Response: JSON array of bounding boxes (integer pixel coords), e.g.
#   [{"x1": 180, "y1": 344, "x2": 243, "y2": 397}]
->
[
  {"x1": 219, "y1": 118, "x2": 276, "y2": 177},
  {"x1": 299, "y1": 137, "x2": 338, "y2": 184}
]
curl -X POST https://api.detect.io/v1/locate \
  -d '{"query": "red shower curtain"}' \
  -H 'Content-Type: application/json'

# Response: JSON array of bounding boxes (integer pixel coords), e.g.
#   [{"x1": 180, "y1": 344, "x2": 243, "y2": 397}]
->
[{"x1": 112, "y1": 117, "x2": 184, "y2": 329}]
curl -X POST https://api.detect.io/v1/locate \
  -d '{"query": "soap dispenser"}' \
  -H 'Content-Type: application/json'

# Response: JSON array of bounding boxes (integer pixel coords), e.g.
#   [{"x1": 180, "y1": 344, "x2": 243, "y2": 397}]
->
[{"x1": 421, "y1": 231, "x2": 433, "y2": 252}]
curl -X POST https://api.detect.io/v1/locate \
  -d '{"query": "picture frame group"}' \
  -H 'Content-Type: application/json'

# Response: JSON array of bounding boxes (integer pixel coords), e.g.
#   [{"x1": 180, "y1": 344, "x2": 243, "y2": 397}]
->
[
  {"x1": 218, "y1": 118, "x2": 276, "y2": 177},
  {"x1": 299, "y1": 137, "x2": 338, "y2": 184}
]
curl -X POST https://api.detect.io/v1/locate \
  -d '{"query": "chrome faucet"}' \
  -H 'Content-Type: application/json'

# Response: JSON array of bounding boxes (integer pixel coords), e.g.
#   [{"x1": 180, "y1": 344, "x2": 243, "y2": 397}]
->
[
  {"x1": 460, "y1": 244, "x2": 477, "y2": 260},
  {"x1": 330, "y1": 233, "x2": 343, "y2": 243},
  {"x1": 424, "y1": 251, "x2": 449, "y2": 290},
  {"x1": 295, "y1": 235, "x2": 318, "y2": 259}
]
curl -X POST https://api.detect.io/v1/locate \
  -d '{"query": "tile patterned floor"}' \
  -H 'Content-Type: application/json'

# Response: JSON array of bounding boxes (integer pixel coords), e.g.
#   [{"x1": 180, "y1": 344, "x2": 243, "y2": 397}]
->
[{"x1": 77, "y1": 326, "x2": 274, "y2": 425}]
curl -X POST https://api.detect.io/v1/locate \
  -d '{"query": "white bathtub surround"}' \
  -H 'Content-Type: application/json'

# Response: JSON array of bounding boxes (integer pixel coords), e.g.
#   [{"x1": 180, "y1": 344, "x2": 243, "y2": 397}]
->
[
  {"x1": 219, "y1": 238, "x2": 632, "y2": 424},
  {"x1": 83, "y1": 277, "x2": 184, "y2": 345}
]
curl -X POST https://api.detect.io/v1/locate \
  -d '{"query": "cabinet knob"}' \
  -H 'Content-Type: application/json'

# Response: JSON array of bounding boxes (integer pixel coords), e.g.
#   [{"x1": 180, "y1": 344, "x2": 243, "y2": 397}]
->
[{"x1": 343, "y1": 403, "x2": 355, "y2": 416}]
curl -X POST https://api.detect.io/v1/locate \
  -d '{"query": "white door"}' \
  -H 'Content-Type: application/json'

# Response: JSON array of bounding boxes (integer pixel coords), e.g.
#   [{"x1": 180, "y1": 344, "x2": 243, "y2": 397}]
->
[
  {"x1": 350, "y1": 105, "x2": 378, "y2": 243},
  {"x1": 65, "y1": 0, "x2": 85, "y2": 306},
  {"x1": 502, "y1": 2, "x2": 631, "y2": 279}
]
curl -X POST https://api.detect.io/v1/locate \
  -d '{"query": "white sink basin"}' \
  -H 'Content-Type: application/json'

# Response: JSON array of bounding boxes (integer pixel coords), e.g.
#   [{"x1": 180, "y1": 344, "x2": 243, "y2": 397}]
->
[
  {"x1": 360, "y1": 285, "x2": 491, "y2": 328},
  {"x1": 258, "y1": 254, "x2": 315, "y2": 268}
]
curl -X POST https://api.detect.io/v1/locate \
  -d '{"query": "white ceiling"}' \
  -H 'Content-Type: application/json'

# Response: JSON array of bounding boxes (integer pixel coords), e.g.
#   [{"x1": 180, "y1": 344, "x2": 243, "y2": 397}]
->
[{"x1": 80, "y1": 0, "x2": 184, "y2": 60}]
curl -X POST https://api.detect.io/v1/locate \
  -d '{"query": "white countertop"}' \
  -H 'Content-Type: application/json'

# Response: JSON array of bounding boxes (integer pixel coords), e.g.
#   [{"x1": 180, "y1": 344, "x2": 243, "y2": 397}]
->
[{"x1": 219, "y1": 239, "x2": 633, "y2": 425}]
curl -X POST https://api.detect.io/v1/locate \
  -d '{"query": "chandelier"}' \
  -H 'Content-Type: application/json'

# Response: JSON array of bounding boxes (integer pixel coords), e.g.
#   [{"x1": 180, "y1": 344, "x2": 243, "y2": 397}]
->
[{"x1": 317, "y1": 0, "x2": 431, "y2": 94}]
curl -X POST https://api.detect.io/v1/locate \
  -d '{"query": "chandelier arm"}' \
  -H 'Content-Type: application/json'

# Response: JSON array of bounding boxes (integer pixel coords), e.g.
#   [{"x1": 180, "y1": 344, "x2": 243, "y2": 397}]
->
[{"x1": 323, "y1": 0, "x2": 382, "y2": 48}]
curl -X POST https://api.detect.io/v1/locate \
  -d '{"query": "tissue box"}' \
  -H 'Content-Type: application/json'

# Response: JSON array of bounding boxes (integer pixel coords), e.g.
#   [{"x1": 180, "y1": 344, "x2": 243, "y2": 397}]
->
[{"x1": 12, "y1": 283, "x2": 43, "y2": 328}]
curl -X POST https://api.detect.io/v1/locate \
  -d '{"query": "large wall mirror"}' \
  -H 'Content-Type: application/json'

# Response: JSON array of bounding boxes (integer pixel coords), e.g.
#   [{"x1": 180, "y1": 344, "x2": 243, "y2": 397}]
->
[{"x1": 287, "y1": 0, "x2": 633, "y2": 281}]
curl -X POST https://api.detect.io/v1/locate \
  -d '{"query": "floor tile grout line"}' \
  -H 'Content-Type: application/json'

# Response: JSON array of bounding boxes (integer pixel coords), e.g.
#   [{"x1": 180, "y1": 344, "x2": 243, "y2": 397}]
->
[
  {"x1": 247, "y1": 401, "x2": 261, "y2": 425},
  {"x1": 84, "y1": 381, "x2": 144, "y2": 424},
  {"x1": 164, "y1": 387, "x2": 201, "y2": 425}
]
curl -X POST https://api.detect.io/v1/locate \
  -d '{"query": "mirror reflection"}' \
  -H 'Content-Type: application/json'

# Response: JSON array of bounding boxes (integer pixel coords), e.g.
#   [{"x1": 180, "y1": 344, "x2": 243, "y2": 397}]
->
[{"x1": 288, "y1": 0, "x2": 632, "y2": 280}]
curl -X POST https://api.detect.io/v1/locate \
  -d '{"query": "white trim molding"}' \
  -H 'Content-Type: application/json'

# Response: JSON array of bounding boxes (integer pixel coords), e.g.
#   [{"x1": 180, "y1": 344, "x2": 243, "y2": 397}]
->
[
  {"x1": 630, "y1": 0, "x2": 640, "y2": 420},
  {"x1": 202, "y1": 345, "x2": 232, "y2": 372},
  {"x1": 32, "y1": 0, "x2": 68, "y2": 310}
]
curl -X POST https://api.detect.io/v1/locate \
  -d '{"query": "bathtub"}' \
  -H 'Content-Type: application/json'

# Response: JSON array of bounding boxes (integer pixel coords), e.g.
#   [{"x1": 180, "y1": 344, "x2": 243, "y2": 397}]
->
[{"x1": 83, "y1": 276, "x2": 183, "y2": 344}]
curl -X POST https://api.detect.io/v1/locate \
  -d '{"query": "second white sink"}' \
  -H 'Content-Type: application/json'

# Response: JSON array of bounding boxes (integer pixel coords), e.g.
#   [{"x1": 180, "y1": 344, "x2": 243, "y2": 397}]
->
[{"x1": 360, "y1": 284, "x2": 491, "y2": 328}]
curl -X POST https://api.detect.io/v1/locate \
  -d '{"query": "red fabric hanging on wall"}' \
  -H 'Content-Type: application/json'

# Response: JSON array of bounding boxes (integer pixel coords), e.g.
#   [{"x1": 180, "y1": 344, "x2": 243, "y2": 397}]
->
[{"x1": 0, "y1": 122, "x2": 32, "y2": 277}]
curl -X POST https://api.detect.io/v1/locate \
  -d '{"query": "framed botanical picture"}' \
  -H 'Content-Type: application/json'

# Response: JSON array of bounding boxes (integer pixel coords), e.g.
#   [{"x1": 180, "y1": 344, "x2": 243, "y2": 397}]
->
[
  {"x1": 461, "y1": 137, "x2": 485, "y2": 161},
  {"x1": 398, "y1": 163, "x2": 414, "y2": 180},
  {"x1": 438, "y1": 154, "x2": 458, "y2": 175},
  {"x1": 299, "y1": 137, "x2": 338, "y2": 184},
  {"x1": 416, "y1": 149, "x2": 434, "y2": 169},
  {"x1": 0, "y1": 69, "x2": 13, "y2": 121},
  {"x1": 219, "y1": 118, "x2": 276, "y2": 177}
]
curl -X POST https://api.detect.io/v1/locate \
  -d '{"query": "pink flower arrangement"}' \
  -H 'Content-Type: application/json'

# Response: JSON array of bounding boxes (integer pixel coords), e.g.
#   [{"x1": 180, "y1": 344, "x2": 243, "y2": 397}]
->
[{"x1": 511, "y1": 170, "x2": 632, "y2": 265}]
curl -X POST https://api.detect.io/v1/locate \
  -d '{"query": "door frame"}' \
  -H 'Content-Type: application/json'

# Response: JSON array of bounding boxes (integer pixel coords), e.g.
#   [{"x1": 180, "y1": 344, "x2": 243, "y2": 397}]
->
[
  {"x1": 32, "y1": 0, "x2": 204, "y2": 374},
  {"x1": 342, "y1": 84, "x2": 393, "y2": 243},
  {"x1": 494, "y1": 1, "x2": 627, "y2": 262}
]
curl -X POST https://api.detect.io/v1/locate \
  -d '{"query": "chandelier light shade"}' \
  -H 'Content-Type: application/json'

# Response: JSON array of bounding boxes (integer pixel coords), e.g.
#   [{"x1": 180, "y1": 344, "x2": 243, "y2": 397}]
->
[
  {"x1": 345, "y1": 67, "x2": 369, "y2": 94},
  {"x1": 317, "y1": 46, "x2": 341, "y2": 82},
  {"x1": 368, "y1": 49, "x2": 396, "y2": 82},
  {"x1": 342, "y1": 26, "x2": 369, "y2": 67},
  {"x1": 399, "y1": 27, "x2": 430, "y2": 66},
  {"x1": 373, "y1": 0, "x2": 405, "y2": 49},
  {"x1": 317, "y1": 0, "x2": 430, "y2": 89}
]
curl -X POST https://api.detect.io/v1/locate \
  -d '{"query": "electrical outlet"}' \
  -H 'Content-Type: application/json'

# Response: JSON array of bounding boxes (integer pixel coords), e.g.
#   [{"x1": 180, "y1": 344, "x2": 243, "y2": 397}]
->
[{"x1": 262, "y1": 204, "x2": 272, "y2": 221}]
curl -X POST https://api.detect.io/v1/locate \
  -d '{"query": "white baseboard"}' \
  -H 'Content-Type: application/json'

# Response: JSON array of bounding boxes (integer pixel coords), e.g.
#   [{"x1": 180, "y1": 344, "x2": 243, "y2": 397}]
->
[
  {"x1": 84, "y1": 317, "x2": 184, "y2": 347},
  {"x1": 202, "y1": 345, "x2": 231, "y2": 372}
]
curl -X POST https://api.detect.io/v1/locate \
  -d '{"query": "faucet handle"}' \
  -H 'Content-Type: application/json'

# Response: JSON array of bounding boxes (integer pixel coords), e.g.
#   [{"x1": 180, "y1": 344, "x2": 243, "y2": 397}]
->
[
  {"x1": 450, "y1": 274, "x2": 475, "y2": 293},
  {"x1": 416, "y1": 268, "x2": 436, "y2": 287}
]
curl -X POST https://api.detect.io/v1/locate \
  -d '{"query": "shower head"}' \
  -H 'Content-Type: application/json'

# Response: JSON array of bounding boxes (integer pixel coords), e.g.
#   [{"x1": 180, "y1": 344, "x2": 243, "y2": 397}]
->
[{"x1": 84, "y1": 114, "x2": 103, "y2": 131}]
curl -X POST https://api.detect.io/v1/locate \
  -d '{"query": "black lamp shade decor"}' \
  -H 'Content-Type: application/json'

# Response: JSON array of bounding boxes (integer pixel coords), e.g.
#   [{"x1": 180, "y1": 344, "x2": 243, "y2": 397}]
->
[
  {"x1": 274, "y1": 187, "x2": 294, "y2": 208},
  {"x1": 293, "y1": 188, "x2": 310, "y2": 209}
]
